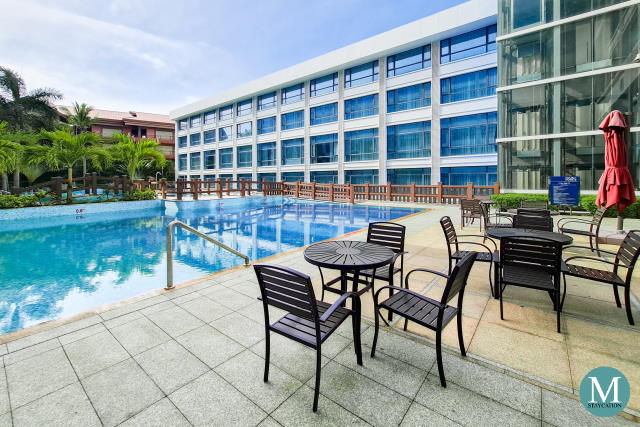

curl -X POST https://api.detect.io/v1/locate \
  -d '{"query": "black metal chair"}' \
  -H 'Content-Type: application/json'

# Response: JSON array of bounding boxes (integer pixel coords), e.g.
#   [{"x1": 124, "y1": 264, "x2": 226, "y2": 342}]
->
[
  {"x1": 558, "y1": 206, "x2": 607, "y2": 256},
  {"x1": 461, "y1": 199, "x2": 482, "y2": 229},
  {"x1": 371, "y1": 252, "x2": 477, "y2": 387},
  {"x1": 480, "y1": 202, "x2": 513, "y2": 231},
  {"x1": 516, "y1": 208, "x2": 551, "y2": 217},
  {"x1": 499, "y1": 236, "x2": 564, "y2": 333},
  {"x1": 562, "y1": 230, "x2": 640, "y2": 325},
  {"x1": 521, "y1": 200, "x2": 548, "y2": 209},
  {"x1": 513, "y1": 214, "x2": 553, "y2": 232},
  {"x1": 441, "y1": 216, "x2": 498, "y2": 297},
  {"x1": 254, "y1": 264, "x2": 362, "y2": 412}
]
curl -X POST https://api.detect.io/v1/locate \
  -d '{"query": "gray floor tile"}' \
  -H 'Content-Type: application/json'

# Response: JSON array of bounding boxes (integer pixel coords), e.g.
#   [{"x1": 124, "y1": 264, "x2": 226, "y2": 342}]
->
[
  {"x1": 0, "y1": 413, "x2": 8, "y2": 427},
  {"x1": 214, "y1": 350, "x2": 302, "y2": 413},
  {"x1": 334, "y1": 321, "x2": 370, "y2": 342},
  {"x1": 100, "y1": 296, "x2": 169, "y2": 321},
  {"x1": 6, "y1": 315, "x2": 102, "y2": 352},
  {"x1": 0, "y1": 345, "x2": 6, "y2": 357},
  {"x1": 64, "y1": 331, "x2": 130, "y2": 378},
  {"x1": 179, "y1": 295, "x2": 232, "y2": 323},
  {"x1": 541, "y1": 389, "x2": 634, "y2": 427},
  {"x1": 110, "y1": 317, "x2": 171, "y2": 355},
  {"x1": 257, "y1": 416, "x2": 283, "y2": 427},
  {"x1": 231, "y1": 282, "x2": 261, "y2": 299},
  {"x1": 165, "y1": 285, "x2": 200, "y2": 300},
  {"x1": 176, "y1": 324, "x2": 243, "y2": 368},
  {"x1": 82, "y1": 358, "x2": 163, "y2": 427},
  {"x1": 102, "y1": 311, "x2": 143, "y2": 329},
  {"x1": 139, "y1": 300, "x2": 176, "y2": 316},
  {"x1": 400, "y1": 401, "x2": 461, "y2": 426},
  {"x1": 3, "y1": 339, "x2": 60, "y2": 366},
  {"x1": 146, "y1": 305, "x2": 204, "y2": 337},
  {"x1": 0, "y1": 367, "x2": 8, "y2": 415},
  {"x1": 169, "y1": 371, "x2": 266, "y2": 426},
  {"x1": 171, "y1": 290, "x2": 203, "y2": 305},
  {"x1": 134, "y1": 340, "x2": 208, "y2": 394},
  {"x1": 205, "y1": 287, "x2": 257, "y2": 310},
  {"x1": 58, "y1": 323, "x2": 106, "y2": 345},
  {"x1": 12, "y1": 382, "x2": 101, "y2": 427},
  {"x1": 415, "y1": 374, "x2": 539, "y2": 427},
  {"x1": 362, "y1": 327, "x2": 436, "y2": 371},
  {"x1": 6, "y1": 347, "x2": 77, "y2": 409},
  {"x1": 210, "y1": 312, "x2": 265, "y2": 347},
  {"x1": 119, "y1": 398, "x2": 190, "y2": 427}
]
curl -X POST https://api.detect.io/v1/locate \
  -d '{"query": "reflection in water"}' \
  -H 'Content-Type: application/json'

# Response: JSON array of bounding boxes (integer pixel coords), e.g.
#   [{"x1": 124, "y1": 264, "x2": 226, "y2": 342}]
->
[{"x1": 0, "y1": 198, "x2": 419, "y2": 334}]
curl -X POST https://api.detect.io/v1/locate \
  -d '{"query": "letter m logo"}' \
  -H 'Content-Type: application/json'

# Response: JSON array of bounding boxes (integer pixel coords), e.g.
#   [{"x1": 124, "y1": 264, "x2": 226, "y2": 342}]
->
[{"x1": 589, "y1": 376, "x2": 621, "y2": 404}]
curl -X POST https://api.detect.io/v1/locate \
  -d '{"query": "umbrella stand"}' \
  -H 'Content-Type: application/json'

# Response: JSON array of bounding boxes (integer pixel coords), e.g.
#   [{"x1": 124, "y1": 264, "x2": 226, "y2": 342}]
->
[{"x1": 617, "y1": 214, "x2": 624, "y2": 232}]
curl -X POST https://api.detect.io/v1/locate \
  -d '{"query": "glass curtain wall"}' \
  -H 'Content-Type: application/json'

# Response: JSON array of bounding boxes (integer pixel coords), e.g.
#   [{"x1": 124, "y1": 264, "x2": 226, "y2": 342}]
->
[
  {"x1": 441, "y1": 112, "x2": 497, "y2": 156},
  {"x1": 344, "y1": 129, "x2": 378, "y2": 161},
  {"x1": 387, "y1": 121, "x2": 431, "y2": 159},
  {"x1": 387, "y1": 83, "x2": 431, "y2": 113},
  {"x1": 387, "y1": 168, "x2": 431, "y2": 185},
  {"x1": 344, "y1": 169, "x2": 379, "y2": 184}
]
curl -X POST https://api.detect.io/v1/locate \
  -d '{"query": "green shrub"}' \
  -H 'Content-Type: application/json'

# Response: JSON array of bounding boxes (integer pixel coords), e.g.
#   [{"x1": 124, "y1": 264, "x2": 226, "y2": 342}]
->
[
  {"x1": 123, "y1": 189, "x2": 157, "y2": 201},
  {"x1": 490, "y1": 193, "x2": 554, "y2": 210},
  {"x1": 0, "y1": 194, "x2": 42, "y2": 209},
  {"x1": 579, "y1": 194, "x2": 640, "y2": 218}
]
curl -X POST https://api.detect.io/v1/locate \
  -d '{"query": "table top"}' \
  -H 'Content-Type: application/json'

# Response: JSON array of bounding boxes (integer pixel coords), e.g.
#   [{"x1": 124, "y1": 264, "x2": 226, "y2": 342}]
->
[
  {"x1": 304, "y1": 241, "x2": 394, "y2": 270},
  {"x1": 485, "y1": 227, "x2": 573, "y2": 245}
]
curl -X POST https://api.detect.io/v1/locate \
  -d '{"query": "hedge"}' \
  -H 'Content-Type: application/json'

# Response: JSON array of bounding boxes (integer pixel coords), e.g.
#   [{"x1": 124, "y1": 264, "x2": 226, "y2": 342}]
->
[
  {"x1": 490, "y1": 193, "x2": 640, "y2": 218},
  {"x1": 122, "y1": 189, "x2": 157, "y2": 201},
  {"x1": 0, "y1": 194, "x2": 42, "y2": 209}
]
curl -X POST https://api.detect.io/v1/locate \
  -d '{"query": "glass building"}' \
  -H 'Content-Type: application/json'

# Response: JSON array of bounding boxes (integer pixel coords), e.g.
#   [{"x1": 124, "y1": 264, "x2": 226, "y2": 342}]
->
[{"x1": 497, "y1": 1, "x2": 639, "y2": 190}]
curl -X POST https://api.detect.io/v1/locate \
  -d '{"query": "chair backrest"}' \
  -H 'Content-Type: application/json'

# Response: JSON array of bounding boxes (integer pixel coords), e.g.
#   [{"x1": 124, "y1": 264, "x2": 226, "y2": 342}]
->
[
  {"x1": 441, "y1": 251, "x2": 477, "y2": 305},
  {"x1": 440, "y1": 216, "x2": 458, "y2": 247},
  {"x1": 516, "y1": 208, "x2": 550, "y2": 217},
  {"x1": 479, "y1": 202, "x2": 490, "y2": 226},
  {"x1": 367, "y1": 222, "x2": 406, "y2": 253},
  {"x1": 591, "y1": 206, "x2": 607, "y2": 228},
  {"x1": 521, "y1": 200, "x2": 548, "y2": 209},
  {"x1": 615, "y1": 230, "x2": 640, "y2": 281},
  {"x1": 513, "y1": 214, "x2": 553, "y2": 232},
  {"x1": 500, "y1": 236, "x2": 562, "y2": 275},
  {"x1": 461, "y1": 199, "x2": 481, "y2": 214}
]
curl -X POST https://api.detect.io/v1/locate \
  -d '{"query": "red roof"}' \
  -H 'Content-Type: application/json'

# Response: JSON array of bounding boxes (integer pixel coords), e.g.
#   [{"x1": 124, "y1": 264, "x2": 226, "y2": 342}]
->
[{"x1": 58, "y1": 106, "x2": 173, "y2": 126}]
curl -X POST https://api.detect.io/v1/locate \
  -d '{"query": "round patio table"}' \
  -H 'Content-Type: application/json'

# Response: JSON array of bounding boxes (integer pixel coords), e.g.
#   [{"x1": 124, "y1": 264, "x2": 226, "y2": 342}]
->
[{"x1": 486, "y1": 227, "x2": 573, "y2": 245}]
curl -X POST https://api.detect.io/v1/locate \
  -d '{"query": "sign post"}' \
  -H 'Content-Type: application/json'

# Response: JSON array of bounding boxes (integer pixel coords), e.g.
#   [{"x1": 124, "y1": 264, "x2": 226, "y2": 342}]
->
[{"x1": 549, "y1": 176, "x2": 580, "y2": 211}]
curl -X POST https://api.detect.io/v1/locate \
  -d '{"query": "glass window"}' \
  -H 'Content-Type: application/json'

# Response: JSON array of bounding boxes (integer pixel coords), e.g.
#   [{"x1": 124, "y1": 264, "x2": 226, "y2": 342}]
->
[
  {"x1": 344, "y1": 94, "x2": 378, "y2": 120},
  {"x1": 204, "y1": 174, "x2": 216, "y2": 181},
  {"x1": 189, "y1": 152, "x2": 201, "y2": 170},
  {"x1": 178, "y1": 154, "x2": 188, "y2": 171},
  {"x1": 344, "y1": 128, "x2": 378, "y2": 162},
  {"x1": 310, "y1": 170, "x2": 338, "y2": 184},
  {"x1": 189, "y1": 133, "x2": 201, "y2": 146},
  {"x1": 499, "y1": 139, "x2": 552, "y2": 190},
  {"x1": 219, "y1": 105, "x2": 233, "y2": 121},
  {"x1": 178, "y1": 119, "x2": 187, "y2": 131},
  {"x1": 387, "y1": 45, "x2": 431, "y2": 77},
  {"x1": 258, "y1": 173, "x2": 277, "y2": 183},
  {"x1": 387, "y1": 83, "x2": 431, "y2": 113},
  {"x1": 561, "y1": 135, "x2": 605, "y2": 190},
  {"x1": 218, "y1": 126, "x2": 232, "y2": 141},
  {"x1": 441, "y1": 166, "x2": 497, "y2": 186},
  {"x1": 387, "y1": 121, "x2": 431, "y2": 159},
  {"x1": 513, "y1": 0, "x2": 542, "y2": 29},
  {"x1": 281, "y1": 110, "x2": 304, "y2": 130},
  {"x1": 281, "y1": 83, "x2": 305, "y2": 104},
  {"x1": 190, "y1": 115, "x2": 201, "y2": 128},
  {"x1": 156, "y1": 131, "x2": 173, "y2": 140},
  {"x1": 203, "y1": 130, "x2": 216, "y2": 144},
  {"x1": 387, "y1": 168, "x2": 431, "y2": 185},
  {"x1": 344, "y1": 61, "x2": 379, "y2": 88},
  {"x1": 310, "y1": 103, "x2": 338, "y2": 125},
  {"x1": 310, "y1": 133, "x2": 338, "y2": 163},
  {"x1": 237, "y1": 173, "x2": 253, "y2": 182},
  {"x1": 257, "y1": 142, "x2": 276, "y2": 167},
  {"x1": 178, "y1": 136, "x2": 187, "y2": 148},
  {"x1": 499, "y1": 29, "x2": 553, "y2": 86},
  {"x1": 344, "y1": 169, "x2": 379, "y2": 184},
  {"x1": 219, "y1": 148, "x2": 233, "y2": 168},
  {"x1": 282, "y1": 171, "x2": 305, "y2": 182},
  {"x1": 257, "y1": 116, "x2": 276, "y2": 135},
  {"x1": 281, "y1": 138, "x2": 304, "y2": 165},
  {"x1": 203, "y1": 110, "x2": 216, "y2": 125},
  {"x1": 310, "y1": 73, "x2": 338, "y2": 96},
  {"x1": 237, "y1": 122, "x2": 252, "y2": 138},
  {"x1": 441, "y1": 25, "x2": 496, "y2": 64},
  {"x1": 258, "y1": 92, "x2": 276, "y2": 110},
  {"x1": 204, "y1": 150, "x2": 216, "y2": 170},
  {"x1": 499, "y1": 83, "x2": 551, "y2": 138},
  {"x1": 441, "y1": 68, "x2": 497, "y2": 103},
  {"x1": 237, "y1": 99, "x2": 252, "y2": 117},
  {"x1": 441, "y1": 112, "x2": 497, "y2": 156},
  {"x1": 236, "y1": 145, "x2": 252, "y2": 168}
]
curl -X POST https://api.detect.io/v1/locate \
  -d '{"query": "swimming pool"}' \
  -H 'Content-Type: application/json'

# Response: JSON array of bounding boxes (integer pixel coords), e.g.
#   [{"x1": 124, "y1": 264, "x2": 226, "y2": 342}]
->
[{"x1": 0, "y1": 197, "x2": 420, "y2": 334}]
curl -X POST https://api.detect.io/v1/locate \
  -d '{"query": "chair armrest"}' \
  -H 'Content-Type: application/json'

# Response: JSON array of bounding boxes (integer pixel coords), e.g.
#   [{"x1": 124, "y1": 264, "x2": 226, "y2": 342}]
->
[
  {"x1": 374, "y1": 285, "x2": 442, "y2": 308},
  {"x1": 458, "y1": 234, "x2": 497, "y2": 251},
  {"x1": 319, "y1": 292, "x2": 355, "y2": 322},
  {"x1": 404, "y1": 268, "x2": 448, "y2": 288},
  {"x1": 457, "y1": 241, "x2": 496, "y2": 255},
  {"x1": 390, "y1": 251, "x2": 407, "y2": 266},
  {"x1": 563, "y1": 256, "x2": 618, "y2": 267},
  {"x1": 558, "y1": 218, "x2": 591, "y2": 227},
  {"x1": 563, "y1": 245, "x2": 617, "y2": 257}
]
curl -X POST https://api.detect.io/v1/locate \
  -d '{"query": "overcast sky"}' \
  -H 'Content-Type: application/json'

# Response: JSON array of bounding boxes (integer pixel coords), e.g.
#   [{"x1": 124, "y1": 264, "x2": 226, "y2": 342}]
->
[{"x1": 2, "y1": 0, "x2": 465, "y2": 114}]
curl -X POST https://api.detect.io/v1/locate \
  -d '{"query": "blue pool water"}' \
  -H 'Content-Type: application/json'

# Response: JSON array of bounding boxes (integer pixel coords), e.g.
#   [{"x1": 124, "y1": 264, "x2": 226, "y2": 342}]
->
[{"x1": 0, "y1": 197, "x2": 420, "y2": 334}]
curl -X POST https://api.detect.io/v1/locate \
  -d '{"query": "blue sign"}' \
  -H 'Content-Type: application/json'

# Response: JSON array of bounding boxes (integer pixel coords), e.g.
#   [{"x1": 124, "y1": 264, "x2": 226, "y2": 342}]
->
[
  {"x1": 549, "y1": 176, "x2": 580, "y2": 206},
  {"x1": 580, "y1": 366, "x2": 630, "y2": 417}
]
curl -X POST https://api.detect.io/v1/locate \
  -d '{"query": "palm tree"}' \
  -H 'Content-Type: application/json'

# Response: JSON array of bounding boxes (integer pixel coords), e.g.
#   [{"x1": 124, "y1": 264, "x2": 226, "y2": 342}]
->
[
  {"x1": 109, "y1": 132, "x2": 165, "y2": 179},
  {"x1": 0, "y1": 67, "x2": 62, "y2": 131},
  {"x1": 61, "y1": 102, "x2": 98, "y2": 134},
  {"x1": 0, "y1": 122, "x2": 21, "y2": 191}
]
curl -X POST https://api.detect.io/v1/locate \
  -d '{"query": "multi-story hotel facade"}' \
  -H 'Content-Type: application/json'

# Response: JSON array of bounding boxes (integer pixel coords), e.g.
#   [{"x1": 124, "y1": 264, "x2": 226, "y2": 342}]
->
[{"x1": 170, "y1": 0, "x2": 498, "y2": 187}]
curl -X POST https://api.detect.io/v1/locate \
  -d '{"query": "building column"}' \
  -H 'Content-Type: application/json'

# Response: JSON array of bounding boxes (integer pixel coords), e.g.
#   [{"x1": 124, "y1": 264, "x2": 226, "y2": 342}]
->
[
  {"x1": 430, "y1": 40, "x2": 442, "y2": 184},
  {"x1": 378, "y1": 58, "x2": 388, "y2": 184},
  {"x1": 337, "y1": 71, "x2": 345, "y2": 184}
]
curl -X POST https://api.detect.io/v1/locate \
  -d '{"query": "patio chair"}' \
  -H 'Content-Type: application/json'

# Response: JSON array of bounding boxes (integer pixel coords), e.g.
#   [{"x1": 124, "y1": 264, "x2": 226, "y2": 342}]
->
[
  {"x1": 441, "y1": 216, "x2": 498, "y2": 297},
  {"x1": 513, "y1": 214, "x2": 553, "y2": 232},
  {"x1": 371, "y1": 251, "x2": 477, "y2": 387},
  {"x1": 516, "y1": 208, "x2": 550, "y2": 217},
  {"x1": 460, "y1": 199, "x2": 482, "y2": 229},
  {"x1": 562, "y1": 230, "x2": 640, "y2": 325},
  {"x1": 499, "y1": 236, "x2": 564, "y2": 333},
  {"x1": 557, "y1": 206, "x2": 607, "y2": 256},
  {"x1": 254, "y1": 264, "x2": 363, "y2": 412},
  {"x1": 521, "y1": 200, "x2": 548, "y2": 209},
  {"x1": 480, "y1": 202, "x2": 513, "y2": 231}
]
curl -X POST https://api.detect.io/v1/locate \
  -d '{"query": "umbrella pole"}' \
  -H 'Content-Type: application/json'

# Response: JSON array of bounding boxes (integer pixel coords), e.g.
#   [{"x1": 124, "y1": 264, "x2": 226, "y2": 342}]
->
[{"x1": 617, "y1": 214, "x2": 624, "y2": 232}]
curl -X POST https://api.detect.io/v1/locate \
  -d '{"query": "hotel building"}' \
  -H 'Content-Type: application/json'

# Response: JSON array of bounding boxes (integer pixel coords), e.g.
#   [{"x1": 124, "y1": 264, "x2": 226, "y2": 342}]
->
[{"x1": 170, "y1": 0, "x2": 498, "y2": 186}]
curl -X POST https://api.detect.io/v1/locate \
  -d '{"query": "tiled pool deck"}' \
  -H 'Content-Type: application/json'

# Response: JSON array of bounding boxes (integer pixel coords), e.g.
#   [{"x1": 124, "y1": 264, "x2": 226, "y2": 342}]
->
[{"x1": 0, "y1": 203, "x2": 638, "y2": 426}]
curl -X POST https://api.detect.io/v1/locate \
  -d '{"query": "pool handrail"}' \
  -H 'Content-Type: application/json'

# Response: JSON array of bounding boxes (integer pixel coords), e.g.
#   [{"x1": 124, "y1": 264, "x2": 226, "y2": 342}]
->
[{"x1": 166, "y1": 219, "x2": 250, "y2": 289}]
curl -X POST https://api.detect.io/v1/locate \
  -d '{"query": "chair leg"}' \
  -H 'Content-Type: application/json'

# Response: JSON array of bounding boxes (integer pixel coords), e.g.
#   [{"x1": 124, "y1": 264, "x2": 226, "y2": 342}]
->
[
  {"x1": 318, "y1": 267, "x2": 326, "y2": 301},
  {"x1": 457, "y1": 313, "x2": 466, "y2": 357},
  {"x1": 556, "y1": 289, "x2": 561, "y2": 334},
  {"x1": 436, "y1": 330, "x2": 446, "y2": 387},
  {"x1": 595, "y1": 236, "x2": 601, "y2": 257},
  {"x1": 499, "y1": 284, "x2": 504, "y2": 320},
  {"x1": 313, "y1": 346, "x2": 322, "y2": 412},
  {"x1": 263, "y1": 329, "x2": 270, "y2": 382},
  {"x1": 371, "y1": 302, "x2": 380, "y2": 358},
  {"x1": 613, "y1": 284, "x2": 622, "y2": 308},
  {"x1": 493, "y1": 261, "x2": 499, "y2": 300},
  {"x1": 561, "y1": 274, "x2": 568, "y2": 310},
  {"x1": 624, "y1": 286, "x2": 635, "y2": 326},
  {"x1": 387, "y1": 283, "x2": 393, "y2": 322},
  {"x1": 488, "y1": 261, "x2": 494, "y2": 298},
  {"x1": 352, "y1": 300, "x2": 363, "y2": 365}
]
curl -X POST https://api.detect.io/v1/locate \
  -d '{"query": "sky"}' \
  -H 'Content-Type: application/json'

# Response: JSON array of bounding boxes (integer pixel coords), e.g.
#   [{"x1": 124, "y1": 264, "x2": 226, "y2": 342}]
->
[{"x1": 2, "y1": 0, "x2": 467, "y2": 115}]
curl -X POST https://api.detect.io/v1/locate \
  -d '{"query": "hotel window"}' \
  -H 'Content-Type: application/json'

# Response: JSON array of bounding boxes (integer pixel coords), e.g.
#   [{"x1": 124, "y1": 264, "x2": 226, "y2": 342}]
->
[
  {"x1": 178, "y1": 136, "x2": 187, "y2": 148},
  {"x1": 310, "y1": 103, "x2": 338, "y2": 125},
  {"x1": 440, "y1": 25, "x2": 497, "y2": 64},
  {"x1": 344, "y1": 128, "x2": 378, "y2": 162},
  {"x1": 310, "y1": 133, "x2": 338, "y2": 164},
  {"x1": 237, "y1": 173, "x2": 253, "y2": 181},
  {"x1": 281, "y1": 138, "x2": 304, "y2": 165},
  {"x1": 441, "y1": 68, "x2": 497, "y2": 103},
  {"x1": 257, "y1": 116, "x2": 276, "y2": 135},
  {"x1": 178, "y1": 154, "x2": 187, "y2": 171},
  {"x1": 178, "y1": 119, "x2": 187, "y2": 130},
  {"x1": 204, "y1": 174, "x2": 216, "y2": 181},
  {"x1": 203, "y1": 110, "x2": 216, "y2": 125},
  {"x1": 204, "y1": 150, "x2": 216, "y2": 170},
  {"x1": 387, "y1": 83, "x2": 431, "y2": 113},
  {"x1": 219, "y1": 105, "x2": 233, "y2": 121},
  {"x1": 156, "y1": 131, "x2": 173, "y2": 140},
  {"x1": 218, "y1": 126, "x2": 231, "y2": 141},
  {"x1": 281, "y1": 110, "x2": 304, "y2": 130},
  {"x1": 344, "y1": 61, "x2": 379, "y2": 88},
  {"x1": 282, "y1": 171, "x2": 304, "y2": 182},
  {"x1": 257, "y1": 142, "x2": 276, "y2": 167},
  {"x1": 258, "y1": 173, "x2": 277, "y2": 183},
  {"x1": 236, "y1": 145, "x2": 252, "y2": 167},
  {"x1": 345, "y1": 169, "x2": 379, "y2": 184},
  {"x1": 441, "y1": 166, "x2": 497, "y2": 186},
  {"x1": 387, "y1": 121, "x2": 431, "y2": 159},
  {"x1": 281, "y1": 83, "x2": 305, "y2": 104},
  {"x1": 237, "y1": 99, "x2": 252, "y2": 117},
  {"x1": 219, "y1": 148, "x2": 233, "y2": 168},
  {"x1": 387, "y1": 168, "x2": 431, "y2": 185},
  {"x1": 387, "y1": 45, "x2": 431, "y2": 77},
  {"x1": 203, "y1": 130, "x2": 216, "y2": 144},
  {"x1": 344, "y1": 94, "x2": 378, "y2": 120},
  {"x1": 189, "y1": 133, "x2": 201, "y2": 146},
  {"x1": 310, "y1": 170, "x2": 338, "y2": 184},
  {"x1": 189, "y1": 152, "x2": 201, "y2": 170},
  {"x1": 310, "y1": 73, "x2": 338, "y2": 96},
  {"x1": 258, "y1": 92, "x2": 276, "y2": 110},
  {"x1": 441, "y1": 112, "x2": 497, "y2": 156},
  {"x1": 237, "y1": 122, "x2": 252, "y2": 138},
  {"x1": 190, "y1": 115, "x2": 201, "y2": 128}
]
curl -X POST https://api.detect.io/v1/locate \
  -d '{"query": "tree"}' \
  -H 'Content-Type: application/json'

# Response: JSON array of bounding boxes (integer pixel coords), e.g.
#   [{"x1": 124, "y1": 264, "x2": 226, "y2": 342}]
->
[
  {"x1": 0, "y1": 122, "x2": 21, "y2": 191},
  {"x1": 0, "y1": 67, "x2": 62, "y2": 131},
  {"x1": 60, "y1": 102, "x2": 98, "y2": 134},
  {"x1": 109, "y1": 132, "x2": 165, "y2": 180}
]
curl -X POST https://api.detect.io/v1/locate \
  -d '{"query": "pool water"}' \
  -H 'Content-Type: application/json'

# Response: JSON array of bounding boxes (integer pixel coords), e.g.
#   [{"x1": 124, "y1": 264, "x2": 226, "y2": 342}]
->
[{"x1": 0, "y1": 197, "x2": 420, "y2": 334}]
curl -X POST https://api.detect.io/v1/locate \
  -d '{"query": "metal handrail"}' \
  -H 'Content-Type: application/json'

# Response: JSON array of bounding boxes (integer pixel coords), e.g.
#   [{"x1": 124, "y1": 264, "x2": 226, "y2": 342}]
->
[{"x1": 165, "y1": 220, "x2": 250, "y2": 289}]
